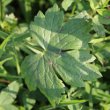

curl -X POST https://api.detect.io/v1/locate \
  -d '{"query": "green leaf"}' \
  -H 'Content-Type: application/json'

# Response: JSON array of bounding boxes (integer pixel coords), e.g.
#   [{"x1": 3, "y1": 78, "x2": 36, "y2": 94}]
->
[
  {"x1": 0, "y1": 105, "x2": 18, "y2": 110},
  {"x1": 89, "y1": 0, "x2": 107, "y2": 11},
  {"x1": 0, "y1": 0, "x2": 13, "y2": 20},
  {"x1": 92, "y1": 15, "x2": 106, "y2": 36},
  {"x1": 21, "y1": 4, "x2": 102, "y2": 106},
  {"x1": 0, "y1": 81, "x2": 20, "y2": 110},
  {"x1": 23, "y1": 96, "x2": 35, "y2": 110},
  {"x1": 19, "y1": 90, "x2": 36, "y2": 110},
  {"x1": 55, "y1": 51, "x2": 101, "y2": 87},
  {"x1": 0, "y1": 81, "x2": 20, "y2": 105},
  {"x1": 62, "y1": 0, "x2": 74, "y2": 11},
  {"x1": 0, "y1": 30, "x2": 8, "y2": 39},
  {"x1": 22, "y1": 53, "x2": 65, "y2": 105},
  {"x1": 2, "y1": 0, "x2": 13, "y2": 6},
  {"x1": 0, "y1": 34, "x2": 11, "y2": 58},
  {"x1": 18, "y1": 0, "x2": 32, "y2": 22},
  {"x1": 97, "y1": 9, "x2": 110, "y2": 24}
]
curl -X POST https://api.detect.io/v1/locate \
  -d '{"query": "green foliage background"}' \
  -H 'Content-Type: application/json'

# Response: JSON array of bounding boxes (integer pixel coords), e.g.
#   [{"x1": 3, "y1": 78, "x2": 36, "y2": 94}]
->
[{"x1": 0, "y1": 0, "x2": 110, "y2": 110}]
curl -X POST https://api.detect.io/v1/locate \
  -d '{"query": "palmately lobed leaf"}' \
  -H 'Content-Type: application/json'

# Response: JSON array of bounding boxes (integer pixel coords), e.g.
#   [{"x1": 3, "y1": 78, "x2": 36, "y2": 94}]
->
[{"x1": 21, "y1": 4, "x2": 102, "y2": 106}]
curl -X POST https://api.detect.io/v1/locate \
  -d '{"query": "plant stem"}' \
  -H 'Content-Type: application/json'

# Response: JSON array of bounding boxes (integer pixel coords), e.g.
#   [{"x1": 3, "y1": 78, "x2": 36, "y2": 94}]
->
[
  {"x1": 0, "y1": 74, "x2": 23, "y2": 79},
  {"x1": 90, "y1": 36, "x2": 110, "y2": 44},
  {"x1": 0, "y1": 79, "x2": 10, "y2": 84},
  {"x1": 0, "y1": 0, "x2": 4, "y2": 21},
  {"x1": 39, "y1": 100, "x2": 86, "y2": 110},
  {"x1": 0, "y1": 0, "x2": 2, "y2": 20},
  {"x1": 89, "y1": 83, "x2": 94, "y2": 110}
]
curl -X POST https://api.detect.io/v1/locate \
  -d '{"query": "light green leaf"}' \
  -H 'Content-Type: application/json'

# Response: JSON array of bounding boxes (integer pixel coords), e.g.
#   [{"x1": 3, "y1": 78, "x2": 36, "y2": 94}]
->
[
  {"x1": 22, "y1": 4, "x2": 102, "y2": 106},
  {"x1": 0, "y1": 105, "x2": 18, "y2": 110},
  {"x1": 0, "y1": 81, "x2": 20, "y2": 110},
  {"x1": 0, "y1": 81, "x2": 20, "y2": 105},
  {"x1": 2, "y1": 0, "x2": 13, "y2": 6},
  {"x1": 89, "y1": 0, "x2": 107, "y2": 11},
  {"x1": 23, "y1": 97, "x2": 35, "y2": 110},
  {"x1": 62, "y1": 0, "x2": 74, "y2": 11}
]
